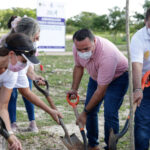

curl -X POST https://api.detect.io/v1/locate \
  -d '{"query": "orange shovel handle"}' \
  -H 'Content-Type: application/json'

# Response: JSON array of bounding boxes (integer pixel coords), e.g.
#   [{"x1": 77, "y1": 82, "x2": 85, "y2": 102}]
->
[
  {"x1": 142, "y1": 71, "x2": 150, "y2": 90},
  {"x1": 66, "y1": 94, "x2": 79, "y2": 108}
]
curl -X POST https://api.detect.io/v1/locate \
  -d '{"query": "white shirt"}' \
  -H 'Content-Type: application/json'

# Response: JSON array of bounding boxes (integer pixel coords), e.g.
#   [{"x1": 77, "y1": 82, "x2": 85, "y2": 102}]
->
[
  {"x1": 14, "y1": 65, "x2": 29, "y2": 88},
  {"x1": 130, "y1": 26, "x2": 150, "y2": 76},
  {"x1": 0, "y1": 69, "x2": 18, "y2": 89}
]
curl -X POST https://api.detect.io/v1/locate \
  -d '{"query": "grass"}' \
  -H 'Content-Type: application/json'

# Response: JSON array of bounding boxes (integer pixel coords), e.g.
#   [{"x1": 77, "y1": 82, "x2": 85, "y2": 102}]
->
[
  {"x1": 14, "y1": 54, "x2": 132, "y2": 150},
  {"x1": 0, "y1": 30, "x2": 133, "y2": 149}
]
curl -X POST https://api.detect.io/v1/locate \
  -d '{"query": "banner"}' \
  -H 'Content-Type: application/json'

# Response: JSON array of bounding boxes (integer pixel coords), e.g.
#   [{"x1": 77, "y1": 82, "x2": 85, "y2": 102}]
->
[{"x1": 37, "y1": 0, "x2": 65, "y2": 52}]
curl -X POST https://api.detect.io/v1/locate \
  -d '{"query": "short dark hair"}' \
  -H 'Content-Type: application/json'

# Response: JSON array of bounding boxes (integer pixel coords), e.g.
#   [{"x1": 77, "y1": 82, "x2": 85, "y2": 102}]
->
[
  {"x1": 7, "y1": 16, "x2": 17, "y2": 29},
  {"x1": 145, "y1": 8, "x2": 150, "y2": 21},
  {"x1": 73, "y1": 29, "x2": 95, "y2": 42}
]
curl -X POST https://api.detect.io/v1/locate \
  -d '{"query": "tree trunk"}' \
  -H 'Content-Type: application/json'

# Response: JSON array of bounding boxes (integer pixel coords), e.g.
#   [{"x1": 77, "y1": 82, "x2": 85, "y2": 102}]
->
[{"x1": 125, "y1": 0, "x2": 135, "y2": 150}]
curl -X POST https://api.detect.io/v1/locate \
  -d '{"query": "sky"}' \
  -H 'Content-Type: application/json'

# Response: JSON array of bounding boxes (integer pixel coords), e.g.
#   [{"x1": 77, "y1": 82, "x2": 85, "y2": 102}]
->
[{"x1": 0, "y1": 0, "x2": 145, "y2": 19}]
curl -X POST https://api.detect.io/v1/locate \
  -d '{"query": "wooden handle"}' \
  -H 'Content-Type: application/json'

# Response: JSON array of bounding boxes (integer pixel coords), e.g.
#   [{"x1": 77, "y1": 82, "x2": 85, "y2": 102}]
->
[
  {"x1": 59, "y1": 118, "x2": 72, "y2": 144},
  {"x1": 46, "y1": 96, "x2": 57, "y2": 110},
  {"x1": 73, "y1": 107, "x2": 84, "y2": 130},
  {"x1": 133, "y1": 102, "x2": 137, "y2": 114}
]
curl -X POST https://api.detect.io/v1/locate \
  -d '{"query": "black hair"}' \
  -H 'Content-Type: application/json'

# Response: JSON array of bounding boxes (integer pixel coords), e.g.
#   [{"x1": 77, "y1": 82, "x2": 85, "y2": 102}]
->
[
  {"x1": 7, "y1": 16, "x2": 17, "y2": 29},
  {"x1": 73, "y1": 29, "x2": 95, "y2": 42},
  {"x1": 0, "y1": 33, "x2": 34, "y2": 56}
]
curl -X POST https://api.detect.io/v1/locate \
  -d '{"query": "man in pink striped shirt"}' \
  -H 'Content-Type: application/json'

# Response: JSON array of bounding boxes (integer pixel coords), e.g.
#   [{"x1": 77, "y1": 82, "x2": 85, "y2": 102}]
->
[{"x1": 67, "y1": 29, "x2": 128, "y2": 150}]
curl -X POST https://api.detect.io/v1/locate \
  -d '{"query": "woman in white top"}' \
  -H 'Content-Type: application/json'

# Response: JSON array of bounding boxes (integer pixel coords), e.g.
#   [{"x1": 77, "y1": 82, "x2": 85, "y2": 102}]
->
[
  {"x1": 8, "y1": 16, "x2": 41, "y2": 132},
  {"x1": 0, "y1": 32, "x2": 40, "y2": 150},
  {"x1": 0, "y1": 33, "x2": 62, "y2": 150}
]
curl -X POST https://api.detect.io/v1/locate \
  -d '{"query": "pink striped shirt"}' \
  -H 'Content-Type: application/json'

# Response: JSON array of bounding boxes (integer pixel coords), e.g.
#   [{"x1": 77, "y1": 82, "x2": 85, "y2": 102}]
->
[{"x1": 73, "y1": 36, "x2": 128, "y2": 85}]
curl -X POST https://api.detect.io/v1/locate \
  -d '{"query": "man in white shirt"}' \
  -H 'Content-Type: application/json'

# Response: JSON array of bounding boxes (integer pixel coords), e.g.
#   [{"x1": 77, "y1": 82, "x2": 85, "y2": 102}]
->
[{"x1": 130, "y1": 8, "x2": 150, "y2": 150}]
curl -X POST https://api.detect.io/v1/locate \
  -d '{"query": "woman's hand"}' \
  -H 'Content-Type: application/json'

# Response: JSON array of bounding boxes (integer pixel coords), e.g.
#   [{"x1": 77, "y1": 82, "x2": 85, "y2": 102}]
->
[
  {"x1": 8, "y1": 134, "x2": 22, "y2": 150},
  {"x1": 50, "y1": 109, "x2": 63, "y2": 124}
]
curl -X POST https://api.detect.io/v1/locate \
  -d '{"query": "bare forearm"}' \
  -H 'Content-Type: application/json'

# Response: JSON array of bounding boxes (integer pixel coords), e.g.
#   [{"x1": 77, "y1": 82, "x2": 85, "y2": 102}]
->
[
  {"x1": 46, "y1": 96, "x2": 57, "y2": 110},
  {"x1": 85, "y1": 85, "x2": 107, "y2": 111},
  {"x1": 72, "y1": 66, "x2": 84, "y2": 91},
  {"x1": 0, "y1": 108, "x2": 11, "y2": 131},
  {"x1": 27, "y1": 67, "x2": 36, "y2": 80},
  {"x1": 19, "y1": 88, "x2": 54, "y2": 115},
  {"x1": 0, "y1": 87, "x2": 12, "y2": 131},
  {"x1": 132, "y1": 62, "x2": 143, "y2": 90}
]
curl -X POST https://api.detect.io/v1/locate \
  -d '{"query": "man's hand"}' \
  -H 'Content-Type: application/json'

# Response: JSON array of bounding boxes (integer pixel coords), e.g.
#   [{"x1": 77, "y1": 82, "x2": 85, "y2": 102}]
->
[
  {"x1": 8, "y1": 134, "x2": 22, "y2": 150},
  {"x1": 66, "y1": 89, "x2": 77, "y2": 99},
  {"x1": 50, "y1": 109, "x2": 63, "y2": 125},
  {"x1": 76, "y1": 111, "x2": 87, "y2": 128},
  {"x1": 133, "y1": 89, "x2": 143, "y2": 107}
]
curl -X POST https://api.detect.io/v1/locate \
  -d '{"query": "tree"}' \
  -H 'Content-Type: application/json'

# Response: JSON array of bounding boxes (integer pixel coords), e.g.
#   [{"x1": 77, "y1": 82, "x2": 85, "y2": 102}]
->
[
  {"x1": 92, "y1": 15, "x2": 109, "y2": 31},
  {"x1": 66, "y1": 12, "x2": 97, "y2": 29},
  {"x1": 133, "y1": 0, "x2": 150, "y2": 31},
  {"x1": 108, "y1": 6, "x2": 126, "y2": 32},
  {"x1": 108, "y1": 6, "x2": 126, "y2": 42},
  {"x1": 0, "y1": 8, "x2": 36, "y2": 29},
  {"x1": 143, "y1": 0, "x2": 150, "y2": 12}
]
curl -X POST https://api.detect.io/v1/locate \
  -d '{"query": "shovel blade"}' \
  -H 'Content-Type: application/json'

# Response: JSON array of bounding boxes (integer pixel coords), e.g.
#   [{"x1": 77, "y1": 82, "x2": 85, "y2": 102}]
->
[{"x1": 60, "y1": 133, "x2": 84, "y2": 150}]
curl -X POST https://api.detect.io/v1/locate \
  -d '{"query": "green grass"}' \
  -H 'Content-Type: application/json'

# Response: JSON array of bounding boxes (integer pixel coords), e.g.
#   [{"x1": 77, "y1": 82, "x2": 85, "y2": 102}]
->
[
  {"x1": 0, "y1": 30, "x2": 132, "y2": 149},
  {"x1": 14, "y1": 54, "x2": 131, "y2": 150}
]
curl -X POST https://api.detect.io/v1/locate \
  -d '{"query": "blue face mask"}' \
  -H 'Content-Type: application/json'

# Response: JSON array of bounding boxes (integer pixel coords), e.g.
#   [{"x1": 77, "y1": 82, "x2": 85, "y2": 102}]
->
[{"x1": 77, "y1": 51, "x2": 92, "y2": 60}]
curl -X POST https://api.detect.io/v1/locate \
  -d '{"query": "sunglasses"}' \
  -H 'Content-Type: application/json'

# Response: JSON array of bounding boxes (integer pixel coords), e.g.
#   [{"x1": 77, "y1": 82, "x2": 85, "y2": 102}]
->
[
  {"x1": 4, "y1": 43, "x2": 36, "y2": 56},
  {"x1": 14, "y1": 49, "x2": 36, "y2": 56}
]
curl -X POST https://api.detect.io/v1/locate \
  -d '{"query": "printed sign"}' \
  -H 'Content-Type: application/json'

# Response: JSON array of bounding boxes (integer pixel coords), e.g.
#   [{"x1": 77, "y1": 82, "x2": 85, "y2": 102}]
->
[{"x1": 37, "y1": 0, "x2": 65, "y2": 52}]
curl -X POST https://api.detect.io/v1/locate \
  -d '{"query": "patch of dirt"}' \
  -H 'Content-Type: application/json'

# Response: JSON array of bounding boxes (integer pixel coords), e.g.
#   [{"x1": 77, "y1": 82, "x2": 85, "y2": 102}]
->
[{"x1": 0, "y1": 98, "x2": 130, "y2": 150}]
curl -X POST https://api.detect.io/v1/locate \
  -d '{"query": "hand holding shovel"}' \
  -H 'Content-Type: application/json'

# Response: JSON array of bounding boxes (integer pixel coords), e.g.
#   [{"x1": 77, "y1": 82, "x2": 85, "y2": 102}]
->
[
  {"x1": 109, "y1": 71, "x2": 150, "y2": 150},
  {"x1": 66, "y1": 94, "x2": 88, "y2": 150},
  {"x1": 33, "y1": 80, "x2": 84, "y2": 150}
]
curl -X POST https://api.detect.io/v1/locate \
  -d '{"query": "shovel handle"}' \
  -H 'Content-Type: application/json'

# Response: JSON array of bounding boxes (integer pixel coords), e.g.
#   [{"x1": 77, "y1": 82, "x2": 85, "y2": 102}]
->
[
  {"x1": 66, "y1": 94, "x2": 79, "y2": 108},
  {"x1": 0, "y1": 117, "x2": 10, "y2": 140},
  {"x1": 59, "y1": 118, "x2": 72, "y2": 144},
  {"x1": 133, "y1": 102, "x2": 137, "y2": 114},
  {"x1": 142, "y1": 71, "x2": 150, "y2": 90},
  {"x1": 59, "y1": 118, "x2": 69, "y2": 136},
  {"x1": 33, "y1": 80, "x2": 49, "y2": 97},
  {"x1": 73, "y1": 107, "x2": 88, "y2": 150},
  {"x1": 73, "y1": 107, "x2": 84, "y2": 131},
  {"x1": 66, "y1": 95, "x2": 84, "y2": 130},
  {"x1": 33, "y1": 80, "x2": 57, "y2": 110}
]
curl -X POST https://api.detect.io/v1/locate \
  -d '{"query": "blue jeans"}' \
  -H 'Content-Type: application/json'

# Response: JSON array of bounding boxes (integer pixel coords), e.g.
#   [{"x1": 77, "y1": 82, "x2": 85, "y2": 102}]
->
[
  {"x1": 8, "y1": 78, "x2": 35, "y2": 123},
  {"x1": 85, "y1": 72, "x2": 128, "y2": 148},
  {"x1": 135, "y1": 86, "x2": 150, "y2": 150}
]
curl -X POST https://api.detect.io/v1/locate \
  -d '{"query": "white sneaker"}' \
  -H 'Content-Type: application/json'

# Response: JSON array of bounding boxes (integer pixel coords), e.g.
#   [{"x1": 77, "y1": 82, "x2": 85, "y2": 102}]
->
[
  {"x1": 28, "y1": 120, "x2": 39, "y2": 133},
  {"x1": 11, "y1": 122, "x2": 18, "y2": 132}
]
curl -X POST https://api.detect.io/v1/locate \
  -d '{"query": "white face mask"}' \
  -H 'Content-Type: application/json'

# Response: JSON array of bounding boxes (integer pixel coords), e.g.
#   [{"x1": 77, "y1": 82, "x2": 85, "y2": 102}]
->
[
  {"x1": 8, "y1": 56, "x2": 27, "y2": 72},
  {"x1": 147, "y1": 28, "x2": 150, "y2": 35},
  {"x1": 33, "y1": 41, "x2": 39, "y2": 49},
  {"x1": 33, "y1": 42, "x2": 37, "y2": 49},
  {"x1": 77, "y1": 51, "x2": 92, "y2": 60}
]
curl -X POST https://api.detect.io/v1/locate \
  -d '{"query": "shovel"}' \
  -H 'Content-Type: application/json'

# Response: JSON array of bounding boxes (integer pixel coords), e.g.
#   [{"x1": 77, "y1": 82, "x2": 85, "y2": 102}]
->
[
  {"x1": 66, "y1": 94, "x2": 88, "y2": 150},
  {"x1": 0, "y1": 117, "x2": 14, "y2": 147},
  {"x1": 33, "y1": 80, "x2": 84, "y2": 150},
  {"x1": 108, "y1": 103, "x2": 137, "y2": 150},
  {"x1": 108, "y1": 71, "x2": 150, "y2": 150}
]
